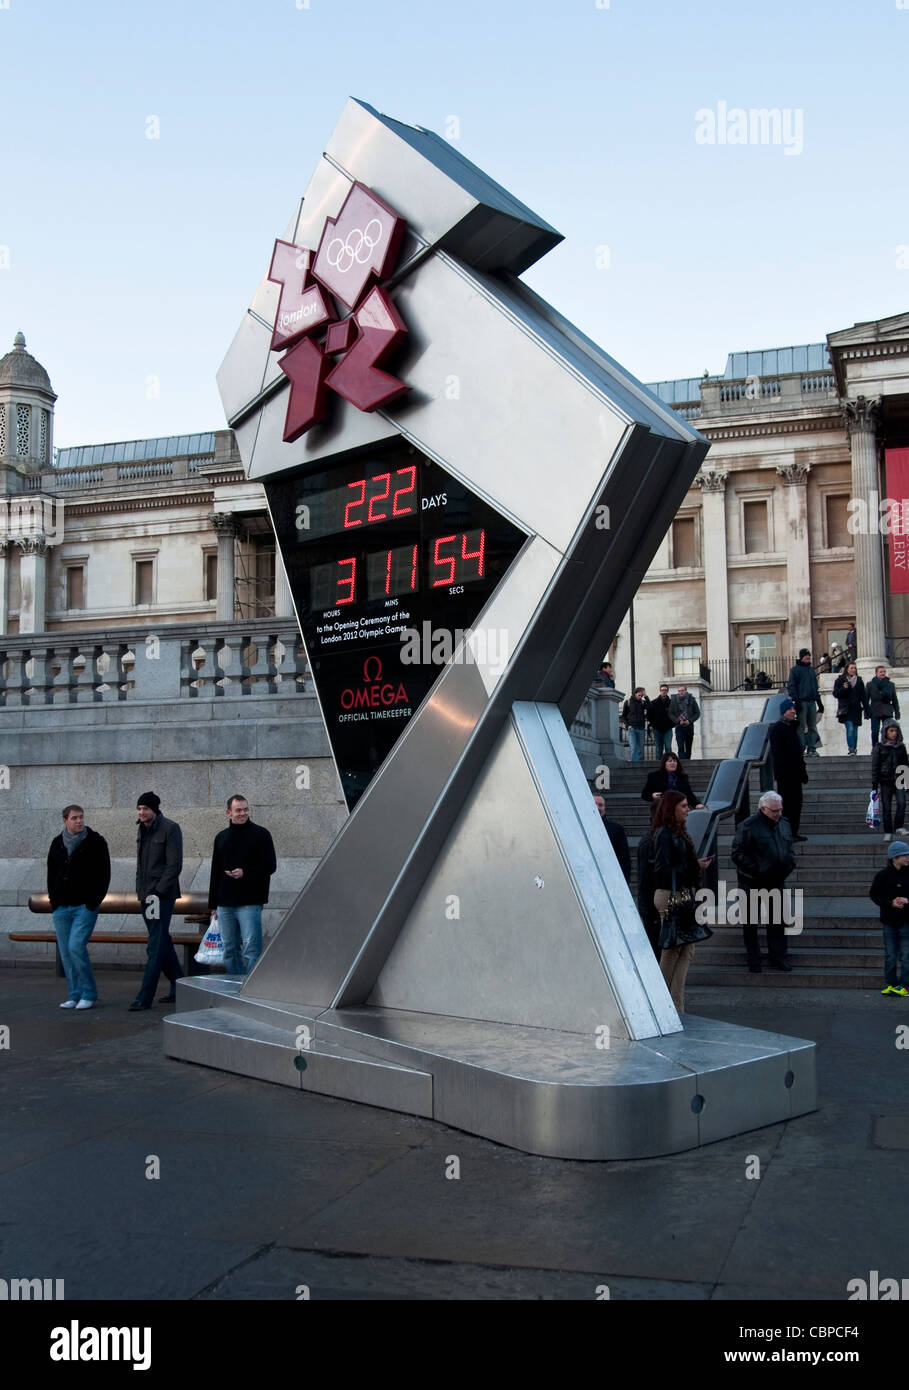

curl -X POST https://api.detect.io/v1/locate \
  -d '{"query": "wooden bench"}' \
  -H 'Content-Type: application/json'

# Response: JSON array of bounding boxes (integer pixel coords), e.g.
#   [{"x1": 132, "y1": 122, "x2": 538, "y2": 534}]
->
[{"x1": 15, "y1": 893, "x2": 214, "y2": 975}]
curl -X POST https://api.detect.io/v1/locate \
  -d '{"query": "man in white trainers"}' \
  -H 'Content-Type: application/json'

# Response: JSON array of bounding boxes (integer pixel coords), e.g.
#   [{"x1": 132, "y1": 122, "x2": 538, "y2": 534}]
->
[{"x1": 46, "y1": 804, "x2": 111, "y2": 1010}]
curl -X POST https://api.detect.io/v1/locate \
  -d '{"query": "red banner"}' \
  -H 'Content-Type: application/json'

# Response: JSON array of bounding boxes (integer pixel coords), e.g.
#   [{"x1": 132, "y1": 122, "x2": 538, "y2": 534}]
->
[{"x1": 886, "y1": 448, "x2": 909, "y2": 594}]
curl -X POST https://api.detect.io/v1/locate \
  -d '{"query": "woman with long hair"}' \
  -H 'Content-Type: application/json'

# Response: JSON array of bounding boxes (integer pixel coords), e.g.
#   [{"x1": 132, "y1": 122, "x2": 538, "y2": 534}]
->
[
  {"x1": 640, "y1": 751, "x2": 704, "y2": 808},
  {"x1": 652, "y1": 790, "x2": 713, "y2": 1012}
]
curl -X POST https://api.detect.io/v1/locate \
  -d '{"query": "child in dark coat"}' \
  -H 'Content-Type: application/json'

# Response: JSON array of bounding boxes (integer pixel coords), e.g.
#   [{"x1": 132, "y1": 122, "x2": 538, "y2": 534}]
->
[{"x1": 869, "y1": 841, "x2": 909, "y2": 996}]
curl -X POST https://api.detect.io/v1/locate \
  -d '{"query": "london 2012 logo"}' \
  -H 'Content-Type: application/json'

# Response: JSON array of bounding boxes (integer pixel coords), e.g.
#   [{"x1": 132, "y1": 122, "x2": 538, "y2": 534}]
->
[{"x1": 267, "y1": 183, "x2": 410, "y2": 441}]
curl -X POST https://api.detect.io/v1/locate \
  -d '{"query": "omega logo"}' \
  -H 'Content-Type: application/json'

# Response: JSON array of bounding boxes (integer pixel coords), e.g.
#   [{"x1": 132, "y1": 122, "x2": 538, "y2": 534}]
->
[{"x1": 339, "y1": 654, "x2": 409, "y2": 710}]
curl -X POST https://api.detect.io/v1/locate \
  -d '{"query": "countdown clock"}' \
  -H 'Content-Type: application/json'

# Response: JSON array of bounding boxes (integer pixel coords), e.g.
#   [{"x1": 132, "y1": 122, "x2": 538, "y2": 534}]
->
[{"x1": 266, "y1": 446, "x2": 527, "y2": 806}]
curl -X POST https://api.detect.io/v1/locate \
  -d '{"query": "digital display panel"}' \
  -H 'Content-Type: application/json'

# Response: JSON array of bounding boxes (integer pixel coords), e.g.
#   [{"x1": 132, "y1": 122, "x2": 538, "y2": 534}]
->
[{"x1": 266, "y1": 447, "x2": 527, "y2": 807}]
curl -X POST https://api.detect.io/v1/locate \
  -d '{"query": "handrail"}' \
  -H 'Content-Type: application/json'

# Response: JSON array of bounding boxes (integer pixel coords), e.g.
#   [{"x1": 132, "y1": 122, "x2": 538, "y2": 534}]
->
[{"x1": 684, "y1": 691, "x2": 787, "y2": 891}]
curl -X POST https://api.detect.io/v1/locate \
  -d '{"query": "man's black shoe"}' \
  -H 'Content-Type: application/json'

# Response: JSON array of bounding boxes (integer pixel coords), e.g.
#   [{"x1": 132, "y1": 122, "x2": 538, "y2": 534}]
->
[
  {"x1": 794, "y1": 834, "x2": 808, "y2": 842},
  {"x1": 768, "y1": 959, "x2": 793, "y2": 972},
  {"x1": 128, "y1": 1000, "x2": 150, "y2": 1011},
  {"x1": 159, "y1": 992, "x2": 176, "y2": 1004}
]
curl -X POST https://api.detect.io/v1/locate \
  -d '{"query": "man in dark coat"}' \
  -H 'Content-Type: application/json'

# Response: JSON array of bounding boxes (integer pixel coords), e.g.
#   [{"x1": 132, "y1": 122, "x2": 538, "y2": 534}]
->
[
  {"x1": 768, "y1": 697, "x2": 809, "y2": 841},
  {"x1": 130, "y1": 791, "x2": 184, "y2": 1011},
  {"x1": 208, "y1": 795, "x2": 277, "y2": 975},
  {"x1": 867, "y1": 666, "x2": 901, "y2": 748},
  {"x1": 648, "y1": 683, "x2": 675, "y2": 758},
  {"x1": 47, "y1": 804, "x2": 111, "y2": 1009},
  {"x1": 787, "y1": 648, "x2": 824, "y2": 757},
  {"x1": 731, "y1": 791, "x2": 797, "y2": 972},
  {"x1": 592, "y1": 793, "x2": 631, "y2": 884},
  {"x1": 620, "y1": 687, "x2": 650, "y2": 762}
]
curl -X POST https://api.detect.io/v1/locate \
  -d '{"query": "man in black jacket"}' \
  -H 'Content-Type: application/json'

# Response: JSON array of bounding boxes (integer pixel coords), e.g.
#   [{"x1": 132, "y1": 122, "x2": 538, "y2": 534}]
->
[
  {"x1": 769, "y1": 697, "x2": 809, "y2": 841},
  {"x1": 208, "y1": 795, "x2": 277, "y2": 975},
  {"x1": 731, "y1": 792, "x2": 797, "y2": 972},
  {"x1": 867, "y1": 665, "x2": 901, "y2": 748},
  {"x1": 47, "y1": 804, "x2": 111, "y2": 1010},
  {"x1": 648, "y1": 683, "x2": 675, "y2": 758},
  {"x1": 787, "y1": 648, "x2": 824, "y2": 756},
  {"x1": 592, "y1": 792, "x2": 632, "y2": 885},
  {"x1": 130, "y1": 791, "x2": 184, "y2": 1012}
]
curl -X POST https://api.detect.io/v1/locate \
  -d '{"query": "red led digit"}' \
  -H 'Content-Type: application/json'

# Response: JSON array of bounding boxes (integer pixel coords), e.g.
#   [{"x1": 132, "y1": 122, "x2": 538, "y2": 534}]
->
[
  {"x1": 432, "y1": 534, "x2": 457, "y2": 587},
  {"x1": 409, "y1": 544, "x2": 418, "y2": 592},
  {"x1": 392, "y1": 465, "x2": 417, "y2": 516},
  {"x1": 384, "y1": 549, "x2": 392, "y2": 596},
  {"x1": 367, "y1": 471, "x2": 392, "y2": 524},
  {"x1": 461, "y1": 529, "x2": 486, "y2": 579},
  {"x1": 336, "y1": 556, "x2": 356, "y2": 605},
  {"x1": 344, "y1": 479, "x2": 366, "y2": 529}
]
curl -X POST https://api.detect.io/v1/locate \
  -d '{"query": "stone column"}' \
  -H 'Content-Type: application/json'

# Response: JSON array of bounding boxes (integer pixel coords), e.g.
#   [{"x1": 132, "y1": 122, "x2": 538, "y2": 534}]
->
[
  {"x1": 16, "y1": 534, "x2": 48, "y2": 633},
  {"x1": 274, "y1": 548, "x2": 294, "y2": 619},
  {"x1": 696, "y1": 468, "x2": 730, "y2": 671},
  {"x1": 0, "y1": 539, "x2": 10, "y2": 633},
  {"x1": 209, "y1": 512, "x2": 237, "y2": 622},
  {"x1": 842, "y1": 396, "x2": 885, "y2": 668},
  {"x1": 776, "y1": 461, "x2": 812, "y2": 659}
]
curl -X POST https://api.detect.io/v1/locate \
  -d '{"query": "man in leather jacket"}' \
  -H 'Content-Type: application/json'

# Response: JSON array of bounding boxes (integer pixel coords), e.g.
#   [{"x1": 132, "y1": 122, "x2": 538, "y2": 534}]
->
[
  {"x1": 768, "y1": 697, "x2": 809, "y2": 841},
  {"x1": 731, "y1": 791, "x2": 797, "y2": 973},
  {"x1": 867, "y1": 666, "x2": 901, "y2": 749}
]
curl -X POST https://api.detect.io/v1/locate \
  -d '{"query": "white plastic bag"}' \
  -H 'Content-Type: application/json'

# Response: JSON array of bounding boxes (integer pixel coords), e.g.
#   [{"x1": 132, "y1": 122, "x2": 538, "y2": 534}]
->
[
  {"x1": 866, "y1": 791, "x2": 881, "y2": 830},
  {"x1": 194, "y1": 913, "x2": 225, "y2": 965}
]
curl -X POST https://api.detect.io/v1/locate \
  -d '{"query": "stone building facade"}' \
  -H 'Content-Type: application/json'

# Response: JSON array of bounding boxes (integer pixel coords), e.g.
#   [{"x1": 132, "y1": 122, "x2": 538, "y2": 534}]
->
[{"x1": 608, "y1": 312, "x2": 909, "y2": 732}]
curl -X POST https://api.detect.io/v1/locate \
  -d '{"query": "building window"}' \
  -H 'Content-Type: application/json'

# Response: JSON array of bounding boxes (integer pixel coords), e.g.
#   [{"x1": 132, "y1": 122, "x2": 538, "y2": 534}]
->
[
  {"x1": 824, "y1": 494, "x2": 853, "y2": 549},
  {"x1": 65, "y1": 566, "x2": 85, "y2": 610},
  {"x1": 0, "y1": 404, "x2": 6, "y2": 455},
  {"x1": 39, "y1": 409, "x2": 49, "y2": 465},
  {"x1": 134, "y1": 558, "x2": 155, "y2": 605},
  {"x1": 257, "y1": 546, "x2": 276, "y2": 615},
  {"x1": 743, "y1": 499, "x2": 769, "y2": 553},
  {"x1": 204, "y1": 552, "x2": 218, "y2": 601},
  {"x1": 672, "y1": 642, "x2": 703, "y2": 678},
  {"x1": 744, "y1": 632, "x2": 778, "y2": 663},
  {"x1": 16, "y1": 403, "x2": 30, "y2": 457},
  {"x1": 671, "y1": 516, "x2": 697, "y2": 568}
]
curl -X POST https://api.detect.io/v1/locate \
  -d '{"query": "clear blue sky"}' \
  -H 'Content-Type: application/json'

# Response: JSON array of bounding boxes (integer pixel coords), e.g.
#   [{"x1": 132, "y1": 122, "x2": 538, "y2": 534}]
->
[{"x1": 3, "y1": 0, "x2": 908, "y2": 448}]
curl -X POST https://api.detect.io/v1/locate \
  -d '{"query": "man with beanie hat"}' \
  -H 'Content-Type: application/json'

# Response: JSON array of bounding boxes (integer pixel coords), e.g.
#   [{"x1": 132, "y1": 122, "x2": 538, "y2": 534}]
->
[
  {"x1": 786, "y1": 649, "x2": 824, "y2": 757},
  {"x1": 869, "y1": 841, "x2": 909, "y2": 996},
  {"x1": 130, "y1": 792, "x2": 184, "y2": 1011},
  {"x1": 769, "y1": 697, "x2": 809, "y2": 841}
]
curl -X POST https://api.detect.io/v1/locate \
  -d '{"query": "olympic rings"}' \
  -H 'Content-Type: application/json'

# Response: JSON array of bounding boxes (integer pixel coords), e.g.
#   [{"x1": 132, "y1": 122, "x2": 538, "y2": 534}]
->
[{"x1": 325, "y1": 218, "x2": 384, "y2": 274}]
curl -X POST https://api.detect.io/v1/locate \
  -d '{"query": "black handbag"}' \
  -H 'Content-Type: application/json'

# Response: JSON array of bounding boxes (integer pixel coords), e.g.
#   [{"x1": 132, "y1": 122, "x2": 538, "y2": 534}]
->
[{"x1": 658, "y1": 863, "x2": 713, "y2": 948}]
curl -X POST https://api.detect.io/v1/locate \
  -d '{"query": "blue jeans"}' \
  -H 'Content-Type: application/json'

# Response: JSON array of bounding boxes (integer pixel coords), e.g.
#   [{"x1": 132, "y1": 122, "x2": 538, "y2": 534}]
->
[
  {"x1": 627, "y1": 728, "x2": 645, "y2": 762},
  {"x1": 217, "y1": 904, "x2": 263, "y2": 975},
  {"x1": 52, "y1": 905, "x2": 99, "y2": 1002},
  {"x1": 135, "y1": 897, "x2": 183, "y2": 1007},
  {"x1": 844, "y1": 719, "x2": 859, "y2": 752},
  {"x1": 654, "y1": 728, "x2": 674, "y2": 757},
  {"x1": 882, "y1": 923, "x2": 909, "y2": 987}
]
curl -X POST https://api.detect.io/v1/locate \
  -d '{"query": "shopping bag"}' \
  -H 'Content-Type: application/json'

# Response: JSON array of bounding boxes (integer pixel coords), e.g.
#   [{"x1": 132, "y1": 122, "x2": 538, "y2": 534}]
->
[
  {"x1": 866, "y1": 791, "x2": 881, "y2": 830},
  {"x1": 194, "y1": 913, "x2": 225, "y2": 965}
]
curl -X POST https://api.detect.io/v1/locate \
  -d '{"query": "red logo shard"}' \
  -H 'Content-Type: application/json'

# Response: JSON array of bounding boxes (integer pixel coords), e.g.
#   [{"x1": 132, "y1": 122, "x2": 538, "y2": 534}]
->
[
  {"x1": 326, "y1": 287, "x2": 410, "y2": 414},
  {"x1": 268, "y1": 241, "x2": 332, "y2": 351},
  {"x1": 278, "y1": 336, "x2": 332, "y2": 441},
  {"x1": 313, "y1": 183, "x2": 406, "y2": 312}
]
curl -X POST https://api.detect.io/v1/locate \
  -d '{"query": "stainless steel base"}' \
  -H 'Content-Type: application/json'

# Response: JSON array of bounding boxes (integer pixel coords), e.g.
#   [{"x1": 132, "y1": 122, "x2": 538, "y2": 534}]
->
[{"x1": 164, "y1": 977, "x2": 816, "y2": 1160}]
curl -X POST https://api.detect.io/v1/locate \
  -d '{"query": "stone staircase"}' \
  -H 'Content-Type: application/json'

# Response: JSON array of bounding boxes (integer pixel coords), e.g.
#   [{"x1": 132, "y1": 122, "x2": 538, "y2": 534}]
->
[{"x1": 606, "y1": 755, "x2": 889, "y2": 988}]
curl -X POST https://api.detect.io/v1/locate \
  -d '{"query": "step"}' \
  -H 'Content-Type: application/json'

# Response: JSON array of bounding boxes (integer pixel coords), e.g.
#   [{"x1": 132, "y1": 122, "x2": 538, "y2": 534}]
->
[{"x1": 688, "y1": 965, "x2": 894, "y2": 989}]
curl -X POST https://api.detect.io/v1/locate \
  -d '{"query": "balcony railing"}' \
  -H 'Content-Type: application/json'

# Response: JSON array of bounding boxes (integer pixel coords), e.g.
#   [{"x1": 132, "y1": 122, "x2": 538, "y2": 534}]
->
[
  {"x1": 700, "y1": 656, "x2": 790, "y2": 692},
  {"x1": 0, "y1": 619, "x2": 308, "y2": 705}
]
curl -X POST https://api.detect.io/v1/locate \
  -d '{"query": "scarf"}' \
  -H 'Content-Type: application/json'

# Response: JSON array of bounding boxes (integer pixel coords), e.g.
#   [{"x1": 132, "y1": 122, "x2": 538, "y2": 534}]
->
[{"x1": 62, "y1": 826, "x2": 88, "y2": 856}]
